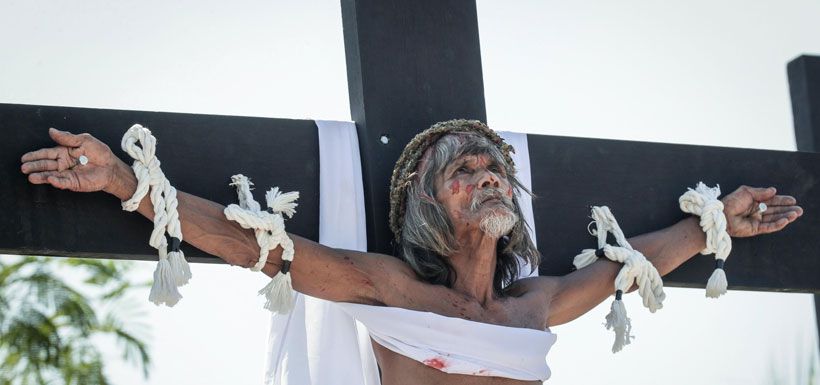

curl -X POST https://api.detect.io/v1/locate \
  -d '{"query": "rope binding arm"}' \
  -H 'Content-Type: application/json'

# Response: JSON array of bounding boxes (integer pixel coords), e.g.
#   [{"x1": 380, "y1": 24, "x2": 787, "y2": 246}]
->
[
  {"x1": 121, "y1": 124, "x2": 192, "y2": 307},
  {"x1": 678, "y1": 182, "x2": 732, "y2": 298},
  {"x1": 572, "y1": 206, "x2": 666, "y2": 353},
  {"x1": 224, "y1": 174, "x2": 299, "y2": 314}
]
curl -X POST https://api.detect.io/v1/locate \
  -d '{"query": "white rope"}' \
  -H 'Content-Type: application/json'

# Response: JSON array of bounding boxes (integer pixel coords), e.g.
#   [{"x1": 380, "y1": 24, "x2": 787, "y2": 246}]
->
[
  {"x1": 224, "y1": 174, "x2": 299, "y2": 314},
  {"x1": 121, "y1": 124, "x2": 191, "y2": 307},
  {"x1": 572, "y1": 206, "x2": 666, "y2": 353},
  {"x1": 679, "y1": 182, "x2": 732, "y2": 298}
]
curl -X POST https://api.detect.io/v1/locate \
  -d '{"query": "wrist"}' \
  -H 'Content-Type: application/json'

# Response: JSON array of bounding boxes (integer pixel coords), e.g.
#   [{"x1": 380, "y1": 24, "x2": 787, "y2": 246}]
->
[
  {"x1": 682, "y1": 215, "x2": 708, "y2": 253},
  {"x1": 104, "y1": 160, "x2": 137, "y2": 201}
]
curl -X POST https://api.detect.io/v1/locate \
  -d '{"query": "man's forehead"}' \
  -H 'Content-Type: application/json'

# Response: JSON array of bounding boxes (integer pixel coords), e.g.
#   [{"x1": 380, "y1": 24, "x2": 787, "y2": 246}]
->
[
  {"x1": 446, "y1": 153, "x2": 497, "y2": 167},
  {"x1": 414, "y1": 132, "x2": 508, "y2": 174}
]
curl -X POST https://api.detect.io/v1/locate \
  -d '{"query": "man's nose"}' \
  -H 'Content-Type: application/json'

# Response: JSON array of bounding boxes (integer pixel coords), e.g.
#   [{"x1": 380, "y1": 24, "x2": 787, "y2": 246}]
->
[{"x1": 478, "y1": 170, "x2": 500, "y2": 189}]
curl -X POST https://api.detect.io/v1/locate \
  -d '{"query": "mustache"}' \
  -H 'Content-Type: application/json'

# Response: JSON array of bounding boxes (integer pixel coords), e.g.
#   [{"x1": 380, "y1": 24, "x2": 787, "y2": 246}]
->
[{"x1": 469, "y1": 187, "x2": 514, "y2": 212}]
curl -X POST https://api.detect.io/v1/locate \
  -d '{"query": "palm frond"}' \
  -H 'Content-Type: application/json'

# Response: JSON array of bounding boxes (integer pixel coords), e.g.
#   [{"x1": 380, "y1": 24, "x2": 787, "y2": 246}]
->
[
  {"x1": 1, "y1": 308, "x2": 62, "y2": 370},
  {"x1": 0, "y1": 256, "x2": 151, "y2": 384},
  {"x1": 97, "y1": 313, "x2": 151, "y2": 378},
  {"x1": 99, "y1": 281, "x2": 130, "y2": 301}
]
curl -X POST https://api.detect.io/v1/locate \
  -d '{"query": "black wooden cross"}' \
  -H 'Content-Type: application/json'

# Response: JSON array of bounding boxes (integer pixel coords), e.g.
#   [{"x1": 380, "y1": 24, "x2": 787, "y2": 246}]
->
[
  {"x1": 788, "y1": 54, "x2": 820, "y2": 343},
  {"x1": 2, "y1": 0, "x2": 819, "y2": 332}
]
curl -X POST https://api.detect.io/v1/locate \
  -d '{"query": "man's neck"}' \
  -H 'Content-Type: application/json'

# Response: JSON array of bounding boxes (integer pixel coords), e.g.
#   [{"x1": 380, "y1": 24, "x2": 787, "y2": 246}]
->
[{"x1": 448, "y1": 230, "x2": 499, "y2": 307}]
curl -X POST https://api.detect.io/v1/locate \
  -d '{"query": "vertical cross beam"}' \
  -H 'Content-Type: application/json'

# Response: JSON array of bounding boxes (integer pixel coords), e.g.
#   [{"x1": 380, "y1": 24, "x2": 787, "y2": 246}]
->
[
  {"x1": 341, "y1": 0, "x2": 487, "y2": 254},
  {"x1": 787, "y1": 54, "x2": 820, "y2": 348}
]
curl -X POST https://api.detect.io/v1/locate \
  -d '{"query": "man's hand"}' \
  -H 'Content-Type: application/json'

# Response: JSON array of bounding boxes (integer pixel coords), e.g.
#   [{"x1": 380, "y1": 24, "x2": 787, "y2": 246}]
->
[
  {"x1": 721, "y1": 185, "x2": 803, "y2": 238},
  {"x1": 20, "y1": 128, "x2": 123, "y2": 193}
]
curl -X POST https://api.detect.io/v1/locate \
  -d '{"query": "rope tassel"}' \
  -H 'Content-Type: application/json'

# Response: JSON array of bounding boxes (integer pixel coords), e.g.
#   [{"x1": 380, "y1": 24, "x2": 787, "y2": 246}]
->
[
  {"x1": 259, "y1": 261, "x2": 295, "y2": 314},
  {"x1": 679, "y1": 182, "x2": 732, "y2": 298},
  {"x1": 149, "y1": 256, "x2": 181, "y2": 307},
  {"x1": 604, "y1": 291, "x2": 633, "y2": 353},
  {"x1": 706, "y1": 260, "x2": 728, "y2": 298},
  {"x1": 168, "y1": 237, "x2": 192, "y2": 286},
  {"x1": 224, "y1": 174, "x2": 299, "y2": 314},
  {"x1": 121, "y1": 124, "x2": 191, "y2": 306}
]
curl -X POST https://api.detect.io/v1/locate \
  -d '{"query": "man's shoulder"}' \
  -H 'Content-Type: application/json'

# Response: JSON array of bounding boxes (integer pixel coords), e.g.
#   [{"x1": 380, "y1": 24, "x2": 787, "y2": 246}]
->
[{"x1": 342, "y1": 249, "x2": 420, "y2": 283}]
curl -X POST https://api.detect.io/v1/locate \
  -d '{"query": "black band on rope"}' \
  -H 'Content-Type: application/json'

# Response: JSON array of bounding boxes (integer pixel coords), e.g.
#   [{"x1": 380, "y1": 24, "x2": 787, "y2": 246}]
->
[
  {"x1": 281, "y1": 260, "x2": 292, "y2": 274},
  {"x1": 615, "y1": 290, "x2": 623, "y2": 301},
  {"x1": 715, "y1": 259, "x2": 725, "y2": 269},
  {"x1": 595, "y1": 248, "x2": 606, "y2": 257},
  {"x1": 170, "y1": 237, "x2": 181, "y2": 252}
]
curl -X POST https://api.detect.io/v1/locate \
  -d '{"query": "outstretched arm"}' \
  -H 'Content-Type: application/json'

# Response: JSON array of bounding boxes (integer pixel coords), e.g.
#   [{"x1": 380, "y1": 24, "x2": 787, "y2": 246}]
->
[
  {"x1": 107, "y1": 172, "x2": 413, "y2": 305},
  {"x1": 543, "y1": 186, "x2": 803, "y2": 327},
  {"x1": 21, "y1": 128, "x2": 412, "y2": 305}
]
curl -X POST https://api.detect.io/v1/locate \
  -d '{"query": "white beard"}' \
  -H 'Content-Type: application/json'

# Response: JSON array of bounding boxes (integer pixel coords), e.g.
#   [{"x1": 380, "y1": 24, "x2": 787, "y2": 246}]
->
[{"x1": 478, "y1": 206, "x2": 519, "y2": 238}]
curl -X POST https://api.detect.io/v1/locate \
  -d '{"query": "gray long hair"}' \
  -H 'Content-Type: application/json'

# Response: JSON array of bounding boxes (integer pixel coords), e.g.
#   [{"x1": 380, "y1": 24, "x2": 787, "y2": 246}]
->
[{"x1": 398, "y1": 132, "x2": 541, "y2": 295}]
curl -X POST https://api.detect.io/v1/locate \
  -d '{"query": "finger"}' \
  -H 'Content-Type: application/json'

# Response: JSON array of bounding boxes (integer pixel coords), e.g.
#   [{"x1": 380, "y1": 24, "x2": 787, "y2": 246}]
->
[
  {"x1": 745, "y1": 186, "x2": 777, "y2": 201},
  {"x1": 47, "y1": 173, "x2": 77, "y2": 190},
  {"x1": 759, "y1": 205, "x2": 803, "y2": 216},
  {"x1": 761, "y1": 211, "x2": 800, "y2": 224},
  {"x1": 48, "y1": 127, "x2": 84, "y2": 147},
  {"x1": 21, "y1": 159, "x2": 60, "y2": 174},
  {"x1": 763, "y1": 195, "x2": 797, "y2": 207},
  {"x1": 756, "y1": 217, "x2": 790, "y2": 234},
  {"x1": 27, "y1": 171, "x2": 60, "y2": 184},
  {"x1": 67, "y1": 147, "x2": 85, "y2": 159},
  {"x1": 21, "y1": 147, "x2": 61, "y2": 163}
]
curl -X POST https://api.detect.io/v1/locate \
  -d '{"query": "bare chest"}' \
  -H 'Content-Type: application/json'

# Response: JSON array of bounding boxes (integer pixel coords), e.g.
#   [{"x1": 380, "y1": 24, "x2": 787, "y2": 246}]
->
[{"x1": 382, "y1": 280, "x2": 550, "y2": 331}]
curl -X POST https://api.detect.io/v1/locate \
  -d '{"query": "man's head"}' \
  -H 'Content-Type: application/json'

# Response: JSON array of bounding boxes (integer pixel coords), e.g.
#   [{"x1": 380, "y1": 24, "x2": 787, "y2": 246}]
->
[{"x1": 389, "y1": 120, "x2": 540, "y2": 293}]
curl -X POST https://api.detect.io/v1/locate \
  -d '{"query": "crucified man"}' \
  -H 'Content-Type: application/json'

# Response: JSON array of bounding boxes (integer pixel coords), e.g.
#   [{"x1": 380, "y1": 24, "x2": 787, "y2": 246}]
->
[{"x1": 20, "y1": 120, "x2": 803, "y2": 385}]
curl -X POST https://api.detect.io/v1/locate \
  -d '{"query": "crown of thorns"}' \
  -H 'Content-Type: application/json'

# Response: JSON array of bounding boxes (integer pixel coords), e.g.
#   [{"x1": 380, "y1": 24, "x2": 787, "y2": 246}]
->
[{"x1": 388, "y1": 119, "x2": 516, "y2": 241}]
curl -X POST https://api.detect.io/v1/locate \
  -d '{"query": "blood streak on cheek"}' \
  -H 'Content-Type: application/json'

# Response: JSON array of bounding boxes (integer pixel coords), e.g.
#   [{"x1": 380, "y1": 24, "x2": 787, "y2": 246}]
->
[
  {"x1": 465, "y1": 184, "x2": 476, "y2": 195},
  {"x1": 423, "y1": 357, "x2": 448, "y2": 370},
  {"x1": 450, "y1": 180, "x2": 460, "y2": 195}
]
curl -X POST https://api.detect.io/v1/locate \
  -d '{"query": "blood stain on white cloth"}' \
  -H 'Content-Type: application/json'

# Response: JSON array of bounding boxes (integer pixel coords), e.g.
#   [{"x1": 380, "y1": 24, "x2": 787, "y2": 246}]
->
[{"x1": 423, "y1": 357, "x2": 448, "y2": 370}]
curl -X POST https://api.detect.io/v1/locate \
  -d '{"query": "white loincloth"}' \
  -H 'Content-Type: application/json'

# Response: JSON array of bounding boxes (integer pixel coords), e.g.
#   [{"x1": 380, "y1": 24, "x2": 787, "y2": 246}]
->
[{"x1": 335, "y1": 302, "x2": 558, "y2": 382}]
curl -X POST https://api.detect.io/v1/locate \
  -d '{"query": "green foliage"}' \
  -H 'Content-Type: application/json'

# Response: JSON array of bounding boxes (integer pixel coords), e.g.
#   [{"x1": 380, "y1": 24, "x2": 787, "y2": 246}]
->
[{"x1": 0, "y1": 256, "x2": 151, "y2": 385}]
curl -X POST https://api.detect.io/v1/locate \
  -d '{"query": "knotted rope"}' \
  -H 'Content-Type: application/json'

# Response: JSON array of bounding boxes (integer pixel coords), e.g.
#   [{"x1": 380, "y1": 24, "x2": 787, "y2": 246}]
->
[
  {"x1": 121, "y1": 124, "x2": 191, "y2": 307},
  {"x1": 679, "y1": 182, "x2": 732, "y2": 298},
  {"x1": 573, "y1": 206, "x2": 666, "y2": 353},
  {"x1": 224, "y1": 174, "x2": 299, "y2": 314}
]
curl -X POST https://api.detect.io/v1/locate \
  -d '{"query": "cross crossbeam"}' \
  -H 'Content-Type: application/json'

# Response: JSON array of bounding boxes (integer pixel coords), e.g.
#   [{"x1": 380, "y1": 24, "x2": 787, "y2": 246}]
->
[{"x1": 4, "y1": 101, "x2": 819, "y2": 292}]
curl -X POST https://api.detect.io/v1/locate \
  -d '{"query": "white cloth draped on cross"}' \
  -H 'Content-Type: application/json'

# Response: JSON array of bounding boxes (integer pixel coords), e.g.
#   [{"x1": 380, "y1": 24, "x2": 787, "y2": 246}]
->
[
  {"x1": 265, "y1": 120, "x2": 379, "y2": 385},
  {"x1": 224, "y1": 174, "x2": 300, "y2": 314},
  {"x1": 121, "y1": 124, "x2": 192, "y2": 306}
]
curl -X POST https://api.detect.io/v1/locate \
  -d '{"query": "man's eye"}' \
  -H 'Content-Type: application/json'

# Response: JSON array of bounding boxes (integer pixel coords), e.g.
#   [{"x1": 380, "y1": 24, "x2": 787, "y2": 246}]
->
[{"x1": 456, "y1": 166, "x2": 470, "y2": 174}]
